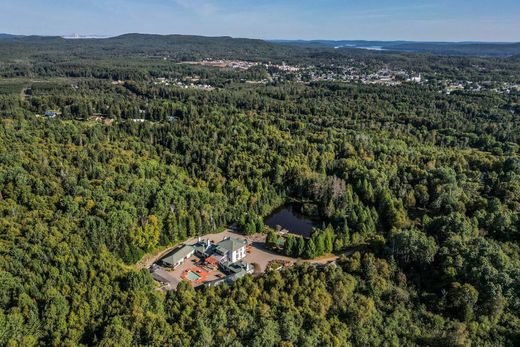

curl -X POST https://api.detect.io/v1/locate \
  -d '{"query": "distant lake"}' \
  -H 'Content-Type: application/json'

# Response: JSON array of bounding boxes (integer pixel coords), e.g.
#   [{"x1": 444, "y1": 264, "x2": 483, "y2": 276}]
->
[
  {"x1": 335, "y1": 44, "x2": 386, "y2": 51},
  {"x1": 264, "y1": 205, "x2": 321, "y2": 238}
]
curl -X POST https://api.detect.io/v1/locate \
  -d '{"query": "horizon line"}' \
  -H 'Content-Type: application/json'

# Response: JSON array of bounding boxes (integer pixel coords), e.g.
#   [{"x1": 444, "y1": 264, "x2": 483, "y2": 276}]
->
[{"x1": 2, "y1": 32, "x2": 519, "y2": 44}]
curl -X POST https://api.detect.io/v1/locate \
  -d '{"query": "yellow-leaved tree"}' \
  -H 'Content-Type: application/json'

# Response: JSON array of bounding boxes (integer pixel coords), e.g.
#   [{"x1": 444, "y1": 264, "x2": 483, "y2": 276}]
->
[{"x1": 131, "y1": 215, "x2": 160, "y2": 250}]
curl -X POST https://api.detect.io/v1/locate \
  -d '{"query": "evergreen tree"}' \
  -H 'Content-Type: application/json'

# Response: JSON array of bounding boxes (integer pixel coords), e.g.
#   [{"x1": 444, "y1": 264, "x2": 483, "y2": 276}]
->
[
  {"x1": 256, "y1": 218, "x2": 264, "y2": 233},
  {"x1": 284, "y1": 234, "x2": 296, "y2": 256},
  {"x1": 296, "y1": 236, "x2": 305, "y2": 257},
  {"x1": 304, "y1": 238, "x2": 317, "y2": 259},
  {"x1": 267, "y1": 230, "x2": 279, "y2": 249},
  {"x1": 314, "y1": 232, "x2": 325, "y2": 256},
  {"x1": 324, "y1": 224, "x2": 334, "y2": 254}
]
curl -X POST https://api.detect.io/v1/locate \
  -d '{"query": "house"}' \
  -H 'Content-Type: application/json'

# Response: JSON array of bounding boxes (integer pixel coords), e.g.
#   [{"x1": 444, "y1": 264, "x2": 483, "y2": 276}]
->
[
  {"x1": 215, "y1": 237, "x2": 247, "y2": 263},
  {"x1": 88, "y1": 115, "x2": 106, "y2": 122},
  {"x1": 193, "y1": 237, "x2": 212, "y2": 257},
  {"x1": 201, "y1": 237, "x2": 247, "y2": 268},
  {"x1": 203, "y1": 261, "x2": 253, "y2": 288},
  {"x1": 44, "y1": 111, "x2": 59, "y2": 118},
  {"x1": 221, "y1": 261, "x2": 254, "y2": 276},
  {"x1": 160, "y1": 245, "x2": 195, "y2": 268},
  {"x1": 203, "y1": 277, "x2": 227, "y2": 288},
  {"x1": 410, "y1": 74, "x2": 422, "y2": 83},
  {"x1": 204, "y1": 256, "x2": 220, "y2": 269}
]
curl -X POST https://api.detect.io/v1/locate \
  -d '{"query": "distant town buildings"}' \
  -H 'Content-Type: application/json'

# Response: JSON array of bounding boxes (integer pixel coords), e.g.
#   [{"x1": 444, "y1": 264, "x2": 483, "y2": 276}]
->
[
  {"x1": 44, "y1": 111, "x2": 60, "y2": 118},
  {"x1": 153, "y1": 77, "x2": 214, "y2": 90}
]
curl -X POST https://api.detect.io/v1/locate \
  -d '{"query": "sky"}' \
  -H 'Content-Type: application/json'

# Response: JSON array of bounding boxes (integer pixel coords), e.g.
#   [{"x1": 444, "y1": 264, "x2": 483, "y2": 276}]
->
[{"x1": 1, "y1": 0, "x2": 519, "y2": 42}]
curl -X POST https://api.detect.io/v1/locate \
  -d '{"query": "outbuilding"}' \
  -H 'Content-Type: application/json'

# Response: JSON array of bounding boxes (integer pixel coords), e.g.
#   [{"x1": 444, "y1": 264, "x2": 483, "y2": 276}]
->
[{"x1": 160, "y1": 245, "x2": 195, "y2": 268}]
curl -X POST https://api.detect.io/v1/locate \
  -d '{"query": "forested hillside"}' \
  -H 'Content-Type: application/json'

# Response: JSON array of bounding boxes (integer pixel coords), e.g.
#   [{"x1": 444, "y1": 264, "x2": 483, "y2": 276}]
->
[
  {"x1": 0, "y1": 35, "x2": 519, "y2": 346},
  {"x1": 279, "y1": 39, "x2": 520, "y2": 57}
]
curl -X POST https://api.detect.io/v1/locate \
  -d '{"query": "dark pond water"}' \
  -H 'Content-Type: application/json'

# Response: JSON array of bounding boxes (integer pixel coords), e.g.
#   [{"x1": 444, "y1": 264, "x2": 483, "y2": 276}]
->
[{"x1": 264, "y1": 205, "x2": 321, "y2": 238}]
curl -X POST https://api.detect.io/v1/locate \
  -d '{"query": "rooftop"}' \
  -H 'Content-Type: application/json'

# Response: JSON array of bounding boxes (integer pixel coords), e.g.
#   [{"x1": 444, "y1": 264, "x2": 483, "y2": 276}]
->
[
  {"x1": 161, "y1": 245, "x2": 194, "y2": 266},
  {"x1": 217, "y1": 237, "x2": 247, "y2": 253}
]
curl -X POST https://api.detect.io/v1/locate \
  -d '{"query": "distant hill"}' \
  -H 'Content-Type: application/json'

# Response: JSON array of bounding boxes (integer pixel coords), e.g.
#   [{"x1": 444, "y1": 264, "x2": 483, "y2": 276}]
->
[
  {"x1": 105, "y1": 33, "x2": 275, "y2": 52},
  {"x1": 0, "y1": 33, "x2": 25, "y2": 40},
  {"x1": 1, "y1": 33, "x2": 519, "y2": 66},
  {"x1": 0, "y1": 34, "x2": 64, "y2": 43},
  {"x1": 62, "y1": 34, "x2": 109, "y2": 39},
  {"x1": 272, "y1": 40, "x2": 520, "y2": 57},
  {"x1": 0, "y1": 33, "x2": 302, "y2": 62},
  {"x1": 1, "y1": 34, "x2": 518, "y2": 57}
]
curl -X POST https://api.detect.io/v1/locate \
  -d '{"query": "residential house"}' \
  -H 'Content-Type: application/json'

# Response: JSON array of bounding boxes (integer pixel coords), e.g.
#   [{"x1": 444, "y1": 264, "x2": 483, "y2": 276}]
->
[
  {"x1": 215, "y1": 237, "x2": 247, "y2": 263},
  {"x1": 44, "y1": 111, "x2": 59, "y2": 118},
  {"x1": 193, "y1": 238, "x2": 212, "y2": 257},
  {"x1": 203, "y1": 261, "x2": 253, "y2": 288}
]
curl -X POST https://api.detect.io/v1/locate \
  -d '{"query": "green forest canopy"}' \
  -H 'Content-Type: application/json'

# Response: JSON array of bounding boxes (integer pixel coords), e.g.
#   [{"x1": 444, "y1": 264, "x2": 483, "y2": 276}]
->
[{"x1": 0, "y1": 35, "x2": 519, "y2": 346}]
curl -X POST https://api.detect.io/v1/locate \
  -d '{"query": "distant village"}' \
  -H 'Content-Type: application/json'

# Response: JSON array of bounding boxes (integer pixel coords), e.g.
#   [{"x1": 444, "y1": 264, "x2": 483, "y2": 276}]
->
[
  {"x1": 153, "y1": 77, "x2": 215, "y2": 91},
  {"x1": 176, "y1": 59, "x2": 520, "y2": 94},
  {"x1": 179, "y1": 59, "x2": 422, "y2": 86},
  {"x1": 442, "y1": 80, "x2": 520, "y2": 95},
  {"x1": 34, "y1": 58, "x2": 519, "y2": 122},
  {"x1": 182, "y1": 59, "x2": 300, "y2": 72}
]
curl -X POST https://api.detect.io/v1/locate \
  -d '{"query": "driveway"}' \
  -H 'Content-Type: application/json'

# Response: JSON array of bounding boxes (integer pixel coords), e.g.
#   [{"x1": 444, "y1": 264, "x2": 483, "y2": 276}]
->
[{"x1": 150, "y1": 267, "x2": 180, "y2": 290}]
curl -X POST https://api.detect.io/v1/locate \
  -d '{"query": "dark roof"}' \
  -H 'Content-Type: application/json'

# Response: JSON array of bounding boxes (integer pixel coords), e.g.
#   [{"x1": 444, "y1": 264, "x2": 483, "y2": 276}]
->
[
  {"x1": 220, "y1": 261, "x2": 253, "y2": 275},
  {"x1": 151, "y1": 272, "x2": 170, "y2": 284}
]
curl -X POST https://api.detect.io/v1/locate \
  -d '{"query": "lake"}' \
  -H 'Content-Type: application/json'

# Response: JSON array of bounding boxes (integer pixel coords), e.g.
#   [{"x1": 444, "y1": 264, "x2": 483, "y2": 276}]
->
[{"x1": 264, "y1": 205, "x2": 321, "y2": 238}]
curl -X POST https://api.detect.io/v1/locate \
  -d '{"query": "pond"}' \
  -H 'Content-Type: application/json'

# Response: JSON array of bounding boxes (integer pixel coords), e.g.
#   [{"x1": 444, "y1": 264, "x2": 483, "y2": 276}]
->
[{"x1": 264, "y1": 204, "x2": 322, "y2": 238}]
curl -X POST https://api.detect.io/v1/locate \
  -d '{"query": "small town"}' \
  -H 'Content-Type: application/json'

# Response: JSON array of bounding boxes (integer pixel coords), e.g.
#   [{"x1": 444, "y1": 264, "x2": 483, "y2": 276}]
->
[
  {"x1": 155, "y1": 61, "x2": 520, "y2": 94},
  {"x1": 153, "y1": 77, "x2": 215, "y2": 90}
]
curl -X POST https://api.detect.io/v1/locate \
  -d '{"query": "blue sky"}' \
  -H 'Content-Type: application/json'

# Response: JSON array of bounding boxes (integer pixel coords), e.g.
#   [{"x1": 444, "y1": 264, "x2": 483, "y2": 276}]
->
[{"x1": 1, "y1": 0, "x2": 519, "y2": 41}]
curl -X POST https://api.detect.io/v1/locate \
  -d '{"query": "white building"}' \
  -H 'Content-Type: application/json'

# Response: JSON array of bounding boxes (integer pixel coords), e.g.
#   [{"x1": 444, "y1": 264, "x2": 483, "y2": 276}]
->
[
  {"x1": 410, "y1": 74, "x2": 422, "y2": 83},
  {"x1": 215, "y1": 237, "x2": 247, "y2": 263}
]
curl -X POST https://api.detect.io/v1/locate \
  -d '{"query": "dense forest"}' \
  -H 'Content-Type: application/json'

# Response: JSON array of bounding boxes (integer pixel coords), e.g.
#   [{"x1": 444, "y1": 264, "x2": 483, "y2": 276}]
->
[
  {"x1": 280, "y1": 39, "x2": 520, "y2": 57},
  {"x1": 0, "y1": 34, "x2": 519, "y2": 346}
]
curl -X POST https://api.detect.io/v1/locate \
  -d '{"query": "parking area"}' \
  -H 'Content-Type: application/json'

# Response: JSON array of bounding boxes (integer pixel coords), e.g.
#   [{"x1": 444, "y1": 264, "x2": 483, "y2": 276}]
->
[
  {"x1": 150, "y1": 266, "x2": 180, "y2": 290},
  {"x1": 243, "y1": 233, "x2": 295, "y2": 272}
]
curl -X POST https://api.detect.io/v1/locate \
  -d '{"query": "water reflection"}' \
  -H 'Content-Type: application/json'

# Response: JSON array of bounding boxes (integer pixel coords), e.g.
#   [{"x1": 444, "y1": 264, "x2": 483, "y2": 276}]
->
[{"x1": 264, "y1": 205, "x2": 321, "y2": 238}]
